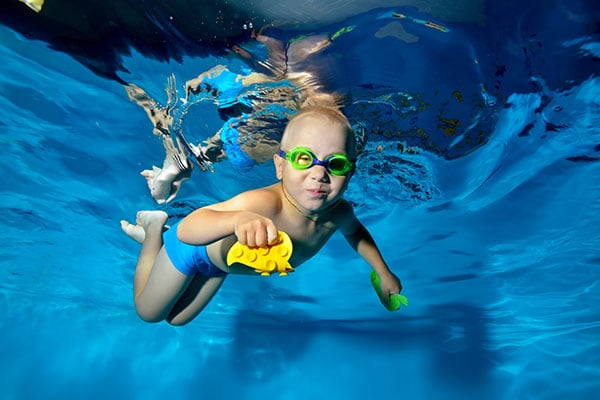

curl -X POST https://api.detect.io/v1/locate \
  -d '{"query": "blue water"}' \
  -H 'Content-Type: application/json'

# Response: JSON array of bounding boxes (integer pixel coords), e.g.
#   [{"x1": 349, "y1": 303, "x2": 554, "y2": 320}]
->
[{"x1": 1, "y1": 2, "x2": 599, "y2": 400}]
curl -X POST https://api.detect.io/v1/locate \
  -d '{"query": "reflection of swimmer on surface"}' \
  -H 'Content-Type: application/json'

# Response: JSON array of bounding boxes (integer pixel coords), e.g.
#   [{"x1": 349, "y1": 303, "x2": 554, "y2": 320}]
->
[
  {"x1": 126, "y1": 27, "x2": 352, "y2": 203},
  {"x1": 391, "y1": 11, "x2": 450, "y2": 33},
  {"x1": 125, "y1": 79, "x2": 195, "y2": 204}
]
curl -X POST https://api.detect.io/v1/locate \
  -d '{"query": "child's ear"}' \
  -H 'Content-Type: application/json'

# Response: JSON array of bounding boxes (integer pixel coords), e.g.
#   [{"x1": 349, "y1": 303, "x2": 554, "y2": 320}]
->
[{"x1": 274, "y1": 153, "x2": 284, "y2": 179}]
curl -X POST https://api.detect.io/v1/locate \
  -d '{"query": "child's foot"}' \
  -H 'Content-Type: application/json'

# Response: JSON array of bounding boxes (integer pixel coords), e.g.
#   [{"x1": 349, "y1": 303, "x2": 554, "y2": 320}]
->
[
  {"x1": 120, "y1": 219, "x2": 146, "y2": 243},
  {"x1": 120, "y1": 210, "x2": 168, "y2": 243}
]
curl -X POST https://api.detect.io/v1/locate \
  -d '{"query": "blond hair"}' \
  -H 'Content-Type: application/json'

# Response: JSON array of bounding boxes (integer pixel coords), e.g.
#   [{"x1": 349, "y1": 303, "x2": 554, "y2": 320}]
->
[{"x1": 281, "y1": 106, "x2": 355, "y2": 154}]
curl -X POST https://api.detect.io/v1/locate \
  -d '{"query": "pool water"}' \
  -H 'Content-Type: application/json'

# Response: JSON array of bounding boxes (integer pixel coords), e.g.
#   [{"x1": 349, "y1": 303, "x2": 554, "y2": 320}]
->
[{"x1": 1, "y1": 2, "x2": 599, "y2": 399}]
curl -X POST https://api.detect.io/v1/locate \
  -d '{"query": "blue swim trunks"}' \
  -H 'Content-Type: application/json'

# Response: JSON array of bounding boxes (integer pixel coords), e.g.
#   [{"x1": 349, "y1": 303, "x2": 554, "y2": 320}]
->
[{"x1": 163, "y1": 223, "x2": 228, "y2": 277}]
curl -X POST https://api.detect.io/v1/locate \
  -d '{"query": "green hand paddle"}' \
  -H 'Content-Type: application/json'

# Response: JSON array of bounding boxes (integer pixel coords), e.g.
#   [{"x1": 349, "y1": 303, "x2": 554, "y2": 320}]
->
[{"x1": 370, "y1": 270, "x2": 408, "y2": 311}]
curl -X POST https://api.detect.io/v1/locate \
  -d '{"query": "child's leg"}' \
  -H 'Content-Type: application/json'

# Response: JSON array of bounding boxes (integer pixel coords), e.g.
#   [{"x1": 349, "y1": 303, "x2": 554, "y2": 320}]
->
[
  {"x1": 121, "y1": 211, "x2": 226, "y2": 325},
  {"x1": 166, "y1": 273, "x2": 226, "y2": 326},
  {"x1": 133, "y1": 247, "x2": 194, "y2": 322},
  {"x1": 121, "y1": 211, "x2": 192, "y2": 322}
]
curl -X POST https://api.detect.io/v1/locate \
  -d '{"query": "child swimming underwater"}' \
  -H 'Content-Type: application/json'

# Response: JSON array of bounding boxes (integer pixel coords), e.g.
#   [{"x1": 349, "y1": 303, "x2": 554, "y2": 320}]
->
[{"x1": 121, "y1": 106, "x2": 402, "y2": 325}]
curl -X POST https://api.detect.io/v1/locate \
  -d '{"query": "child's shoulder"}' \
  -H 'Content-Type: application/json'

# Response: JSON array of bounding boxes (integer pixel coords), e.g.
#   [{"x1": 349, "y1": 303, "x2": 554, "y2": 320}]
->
[
  {"x1": 240, "y1": 183, "x2": 281, "y2": 199},
  {"x1": 229, "y1": 183, "x2": 282, "y2": 211},
  {"x1": 333, "y1": 198, "x2": 355, "y2": 216},
  {"x1": 326, "y1": 198, "x2": 358, "y2": 226}
]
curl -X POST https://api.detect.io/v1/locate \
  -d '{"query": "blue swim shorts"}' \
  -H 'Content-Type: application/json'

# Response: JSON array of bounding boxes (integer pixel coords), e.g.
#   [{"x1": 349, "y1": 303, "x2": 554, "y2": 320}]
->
[{"x1": 163, "y1": 223, "x2": 228, "y2": 277}]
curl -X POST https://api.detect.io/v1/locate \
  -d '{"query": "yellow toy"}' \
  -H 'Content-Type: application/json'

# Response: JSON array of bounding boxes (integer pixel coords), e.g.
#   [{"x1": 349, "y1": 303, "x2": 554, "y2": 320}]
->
[{"x1": 227, "y1": 231, "x2": 294, "y2": 276}]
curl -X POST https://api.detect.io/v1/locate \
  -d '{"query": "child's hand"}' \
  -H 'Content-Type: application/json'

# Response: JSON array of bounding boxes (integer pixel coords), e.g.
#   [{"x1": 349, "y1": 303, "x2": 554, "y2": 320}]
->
[
  {"x1": 379, "y1": 272, "x2": 403, "y2": 307},
  {"x1": 234, "y1": 211, "x2": 279, "y2": 247}
]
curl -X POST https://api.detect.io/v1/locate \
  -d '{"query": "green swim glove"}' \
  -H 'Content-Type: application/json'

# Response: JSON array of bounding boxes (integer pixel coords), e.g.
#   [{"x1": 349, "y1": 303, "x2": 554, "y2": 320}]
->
[{"x1": 370, "y1": 270, "x2": 408, "y2": 311}]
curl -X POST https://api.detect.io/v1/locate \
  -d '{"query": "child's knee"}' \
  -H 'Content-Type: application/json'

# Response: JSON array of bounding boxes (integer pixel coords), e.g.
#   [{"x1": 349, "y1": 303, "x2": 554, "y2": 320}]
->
[{"x1": 134, "y1": 302, "x2": 166, "y2": 323}]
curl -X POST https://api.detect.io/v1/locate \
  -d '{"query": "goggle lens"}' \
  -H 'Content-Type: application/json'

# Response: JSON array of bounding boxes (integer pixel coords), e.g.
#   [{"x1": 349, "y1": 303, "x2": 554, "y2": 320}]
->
[
  {"x1": 327, "y1": 155, "x2": 352, "y2": 175},
  {"x1": 290, "y1": 149, "x2": 313, "y2": 167},
  {"x1": 281, "y1": 147, "x2": 354, "y2": 176}
]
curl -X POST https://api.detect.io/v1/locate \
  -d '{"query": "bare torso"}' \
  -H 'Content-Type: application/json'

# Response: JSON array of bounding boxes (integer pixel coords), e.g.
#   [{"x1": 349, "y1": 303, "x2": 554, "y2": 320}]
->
[{"x1": 205, "y1": 184, "x2": 350, "y2": 275}]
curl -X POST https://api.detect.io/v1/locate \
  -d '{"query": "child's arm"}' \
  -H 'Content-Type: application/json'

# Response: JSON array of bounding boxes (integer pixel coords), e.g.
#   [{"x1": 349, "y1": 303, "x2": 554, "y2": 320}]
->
[
  {"x1": 339, "y1": 204, "x2": 402, "y2": 302},
  {"x1": 177, "y1": 187, "x2": 281, "y2": 247}
]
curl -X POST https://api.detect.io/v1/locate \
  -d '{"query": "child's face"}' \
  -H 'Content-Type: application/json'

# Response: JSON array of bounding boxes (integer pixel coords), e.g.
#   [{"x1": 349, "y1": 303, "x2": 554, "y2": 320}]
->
[{"x1": 275, "y1": 115, "x2": 354, "y2": 214}]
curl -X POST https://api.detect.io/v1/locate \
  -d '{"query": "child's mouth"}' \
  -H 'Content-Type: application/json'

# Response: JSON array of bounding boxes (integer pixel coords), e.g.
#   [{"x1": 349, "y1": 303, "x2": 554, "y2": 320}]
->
[{"x1": 308, "y1": 189, "x2": 327, "y2": 197}]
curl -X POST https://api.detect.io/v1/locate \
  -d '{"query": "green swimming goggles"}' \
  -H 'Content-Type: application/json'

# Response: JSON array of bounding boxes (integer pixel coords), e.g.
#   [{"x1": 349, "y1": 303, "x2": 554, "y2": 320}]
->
[{"x1": 278, "y1": 147, "x2": 355, "y2": 176}]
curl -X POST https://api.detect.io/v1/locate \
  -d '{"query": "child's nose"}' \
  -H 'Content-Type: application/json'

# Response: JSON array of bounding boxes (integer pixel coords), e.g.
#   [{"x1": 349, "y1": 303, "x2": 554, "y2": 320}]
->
[{"x1": 309, "y1": 165, "x2": 330, "y2": 183}]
